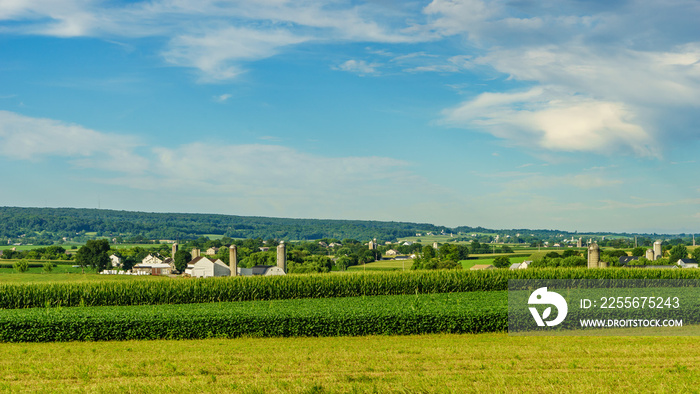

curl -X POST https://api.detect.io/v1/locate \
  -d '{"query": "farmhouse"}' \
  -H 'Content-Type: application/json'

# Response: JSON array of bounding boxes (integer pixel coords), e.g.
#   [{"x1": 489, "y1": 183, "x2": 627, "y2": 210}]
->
[
  {"x1": 109, "y1": 254, "x2": 122, "y2": 268},
  {"x1": 205, "y1": 247, "x2": 219, "y2": 256},
  {"x1": 185, "y1": 256, "x2": 230, "y2": 278},
  {"x1": 677, "y1": 259, "x2": 699, "y2": 268},
  {"x1": 386, "y1": 249, "x2": 398, "y2": 256}
]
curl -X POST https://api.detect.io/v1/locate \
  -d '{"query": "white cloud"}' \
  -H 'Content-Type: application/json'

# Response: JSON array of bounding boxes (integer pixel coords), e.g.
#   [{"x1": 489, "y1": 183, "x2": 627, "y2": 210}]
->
[
  {"x1": 442, "y1": 88, "x2": 658, "y2": 157},
  {"x1": 335, "y1": 60, "x2": 380, "y2": 75},
  {"x1": 163, "y1": 27, "x2": 311, "y2": 81},
  {"x1": 214, "y1": 94, "x2": 232, "y2": 102},
  {"x1": 0, "y1": 110, "x2": 146, "y2": 172},
  {"x1": 1, "y1": 0, "x2": 434, "y2": 81},
  {"x1": 424, "y1": 0, "x2": 700, "y2": 156},
  {"x1": 0, "y1": 111, "x2": 433, "y2": 218}
]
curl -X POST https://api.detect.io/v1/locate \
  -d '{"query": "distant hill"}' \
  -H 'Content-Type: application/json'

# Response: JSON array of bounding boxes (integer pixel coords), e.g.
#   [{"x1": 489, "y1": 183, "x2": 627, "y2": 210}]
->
[
  {"x1": 0, "y1": 206, "x2": 449, "y2": 243},
  {"x1": 0, "y1": 206, "x2": 692, "y2": 245}
]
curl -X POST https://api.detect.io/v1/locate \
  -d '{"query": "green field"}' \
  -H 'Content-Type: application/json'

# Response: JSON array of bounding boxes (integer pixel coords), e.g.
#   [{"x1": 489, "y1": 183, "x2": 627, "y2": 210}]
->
[{"x1": 0, "y1": 333, "x2": 697, "y2": 392}]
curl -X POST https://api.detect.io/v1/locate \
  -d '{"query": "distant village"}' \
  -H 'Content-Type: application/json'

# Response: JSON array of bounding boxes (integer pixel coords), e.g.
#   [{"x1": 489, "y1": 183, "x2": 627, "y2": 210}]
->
[{"x1": 105, "y1": 242, "x2": 288, "y2": 278}]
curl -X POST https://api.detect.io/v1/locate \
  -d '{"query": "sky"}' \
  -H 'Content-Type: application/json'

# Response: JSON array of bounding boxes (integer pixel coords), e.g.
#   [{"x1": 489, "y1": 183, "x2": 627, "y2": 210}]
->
[{"x1": 0, "y1": 0, "x2": 698, "y2": 234}]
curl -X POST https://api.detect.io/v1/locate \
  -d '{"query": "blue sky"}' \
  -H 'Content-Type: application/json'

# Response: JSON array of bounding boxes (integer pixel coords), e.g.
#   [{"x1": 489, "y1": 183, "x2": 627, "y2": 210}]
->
[{"x1": 0, "y1": 0, "x2": 698, "y2": 234}]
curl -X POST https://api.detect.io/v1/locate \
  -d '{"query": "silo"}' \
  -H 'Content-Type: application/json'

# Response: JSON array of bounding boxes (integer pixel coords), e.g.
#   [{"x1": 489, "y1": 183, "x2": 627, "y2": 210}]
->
[
  {"x1": 653, "y1": 241, "x2": 662, "y2": 261},
  {"x1": 229, "y1": 245, "x2": 238, "y2": 276},
  {"x1": 577, "y1": 238, "x2": 582, "y2": 248},
  {"x1": 191, "y1": 248, "x2": 200, "y2": 258},
  {"x1": 645, "y1": 249, "x2": 654, "y2": 260},
  {"x1": 588, "y1": 243, "x2": 600, "y2": 269},
  {"x1": 172, "y1": 243, "x2": 178, "y2": 258},
  {"x1": 277, "y1": 242, "x2": 287, "y2": 273}
]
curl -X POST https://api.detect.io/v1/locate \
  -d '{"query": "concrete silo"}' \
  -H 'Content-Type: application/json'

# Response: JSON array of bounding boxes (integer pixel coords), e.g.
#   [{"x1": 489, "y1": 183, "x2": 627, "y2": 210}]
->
[
  {"x1": 229, "y1": 245, "x2": 238, "y2": 276},
  {"x1": 645, "y1": 249, "x2": 654, "y2": 261},
  {"x1": 277, "y1": 241, "x2": 287, "y2": 273},
  {"x1": 653, "y1": 241, "x2": 662, "y2": 261},
  {"x1": 588, "y1": 243, "x2": 600, "y2": 269}
]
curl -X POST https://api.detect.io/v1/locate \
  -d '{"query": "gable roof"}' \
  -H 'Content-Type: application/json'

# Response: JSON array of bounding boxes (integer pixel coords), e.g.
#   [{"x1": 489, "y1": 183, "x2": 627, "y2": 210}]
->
[
  {"x1": 678, "y1": 259, "x2": 698, "y2": 265},
  {"x1": 619, "y1": 256, "x2": 640, "y2": 265},
  {"x1": 470, "y1": 264, "x2": 495, "y2": 270}
]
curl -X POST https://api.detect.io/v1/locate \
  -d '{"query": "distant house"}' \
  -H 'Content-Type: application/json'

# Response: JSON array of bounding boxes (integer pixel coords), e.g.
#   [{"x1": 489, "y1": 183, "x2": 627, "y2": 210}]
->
[
  {"x1": 402, "y1": 241, "x2": 413, "y2": 246},
  {"x1": 328, "y1": 242, "x2": 342, "y2": 248},
  {"x1": 205, "y1": 247, "x2": 220, "y2": 256},
  {"x1": 470, "y1": 264, "x2": 496, "y2": 270},
  {"x1": 140, "y1": 254, "x2": 163, "y2": 265},
  {"x1": 386, "y1": 249, "x2": 399, "y2": 256},
  {"x1": 677, "y1": 259, "x2": 699, "y2": 268},
  {"x1": 238, "y1": 265, "x2": 286, "y2": 276},
  {"x1": 109, "y1": 254, "x2": 122, "y2": 268},
  {"x1": 509, "y1": 261, "x2": 530, "y2": 270},
  {"x1": 259, "y1": 247, "x2": 270, "y2": 252},
  {"x1": 185, "y1": 256, "x2": 230, "y2": 278},
  {"x1": 318, "y1": 241, "x2": 328, "y2": 247}
]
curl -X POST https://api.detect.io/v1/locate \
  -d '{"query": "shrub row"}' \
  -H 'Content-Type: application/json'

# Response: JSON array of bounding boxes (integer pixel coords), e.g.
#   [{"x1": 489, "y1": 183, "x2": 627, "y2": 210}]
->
[
  {"x1": 3, "y1": 268, "x2": 700, "y2": 309},
  {"x1": 0, "y1": 291, "x2": 508, "y2": 342}
]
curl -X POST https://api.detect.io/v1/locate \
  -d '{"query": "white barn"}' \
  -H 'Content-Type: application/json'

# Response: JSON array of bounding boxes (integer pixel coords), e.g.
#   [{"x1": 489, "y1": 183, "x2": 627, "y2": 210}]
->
[{"x1": 186, "y1": 256, "x2": 231, "y2": 278}]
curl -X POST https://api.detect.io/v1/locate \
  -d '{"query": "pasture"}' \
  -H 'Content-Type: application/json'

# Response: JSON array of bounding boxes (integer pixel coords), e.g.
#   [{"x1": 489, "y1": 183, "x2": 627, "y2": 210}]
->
[{"x1": 0, "y1": 333, "x2": 697, "y2": 392}]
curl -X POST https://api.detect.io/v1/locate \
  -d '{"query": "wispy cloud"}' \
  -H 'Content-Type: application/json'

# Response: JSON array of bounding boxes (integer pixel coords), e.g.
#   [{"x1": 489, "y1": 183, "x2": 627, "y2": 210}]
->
[
  {"x1": 0, "y1": 110, "x2": 433, "y2": 218},
  {"x1": 0, "y1": 110, "x2": 145, "y2": 173},
  {"x1": 214, "y1": 94, "x2": 232, "y2": 103},
  {"x1": 334, "y1": 60, "x2": 380, "y2": 75}
]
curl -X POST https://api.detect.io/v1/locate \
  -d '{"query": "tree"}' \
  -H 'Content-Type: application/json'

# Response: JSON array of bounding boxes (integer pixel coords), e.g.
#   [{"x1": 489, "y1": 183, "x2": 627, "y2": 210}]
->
[
  {"x1": 422, "y1": 245, "x2": 436, "y2": 259},
  {"x1": 631, "y1": 247, "x2": 647, "y2": 257},
  {"x1": 13, "y1": 259, "x2": 29, "y2": 273},
  {"x1": 75, "y1": 239, "x2": 111, "y2": 273},
  {"x1": 692, "y1": 247, "x2": 700, "y2": 262},
  {"x1": 668, "y1": 244, "x2": 688, "y2": 263},
  {"x1": 174, "y1": 250, "x2": 192, "y2": 273},
  {"x1": 562, "y1": 250, "x2": 580, "y2": 258},
  {"x1": 493, "y1": 256, "x2": 510, "y2": 268},
  {"x1": 42, "y1": 262, "x2": 53, "y2": 273}
]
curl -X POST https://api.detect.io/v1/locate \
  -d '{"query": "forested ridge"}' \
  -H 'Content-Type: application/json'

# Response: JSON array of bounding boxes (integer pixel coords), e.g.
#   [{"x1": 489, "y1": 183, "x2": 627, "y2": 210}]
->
[
  {"x1": 0, "y1": 207, "x2": 690, "y2": 245},
  {"x1": 0, "y1": 207, "x2": 446, "y2": 242}
]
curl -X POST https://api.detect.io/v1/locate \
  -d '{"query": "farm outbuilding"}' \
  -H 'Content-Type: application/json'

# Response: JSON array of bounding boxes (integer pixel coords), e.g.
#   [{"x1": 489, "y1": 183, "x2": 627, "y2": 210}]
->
[{"x1": 238, "y1": 265, "x2": 286, "y2": 276}]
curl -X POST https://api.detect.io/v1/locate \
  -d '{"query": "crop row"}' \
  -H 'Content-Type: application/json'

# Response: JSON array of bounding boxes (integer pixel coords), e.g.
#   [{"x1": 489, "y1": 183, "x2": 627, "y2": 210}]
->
[
  {"x1": 3, "y1": 268, "x2": 700, "y2": 309},
  {"x1": 0, "y1": 291, "x2": 508, "y2": 342}
]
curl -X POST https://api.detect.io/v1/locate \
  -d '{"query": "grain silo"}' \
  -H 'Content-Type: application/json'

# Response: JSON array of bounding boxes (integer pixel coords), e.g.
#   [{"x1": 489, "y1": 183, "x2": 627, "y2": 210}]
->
[
  {"x1": 277, "y1": 241, "x2": 287, "y2": 273},
  {"x1": 229, "y1": 245, "x2": 238, "y2": 276},
  {"x1": 645, "y1": 249, "x2": 654, "y2": 260},
  {"x1": 653, "y1": 241, "x2": 662, "y2": 261},
  {"x1": 588, "y1": 243, "x2": 600, "y2": 268}
]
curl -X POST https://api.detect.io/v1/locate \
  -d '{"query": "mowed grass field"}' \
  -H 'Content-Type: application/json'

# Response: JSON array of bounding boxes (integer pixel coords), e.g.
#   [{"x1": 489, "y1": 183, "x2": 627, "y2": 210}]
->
[{"x1": 0, "y1": 333, "x2": 697, "y2": 392}]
